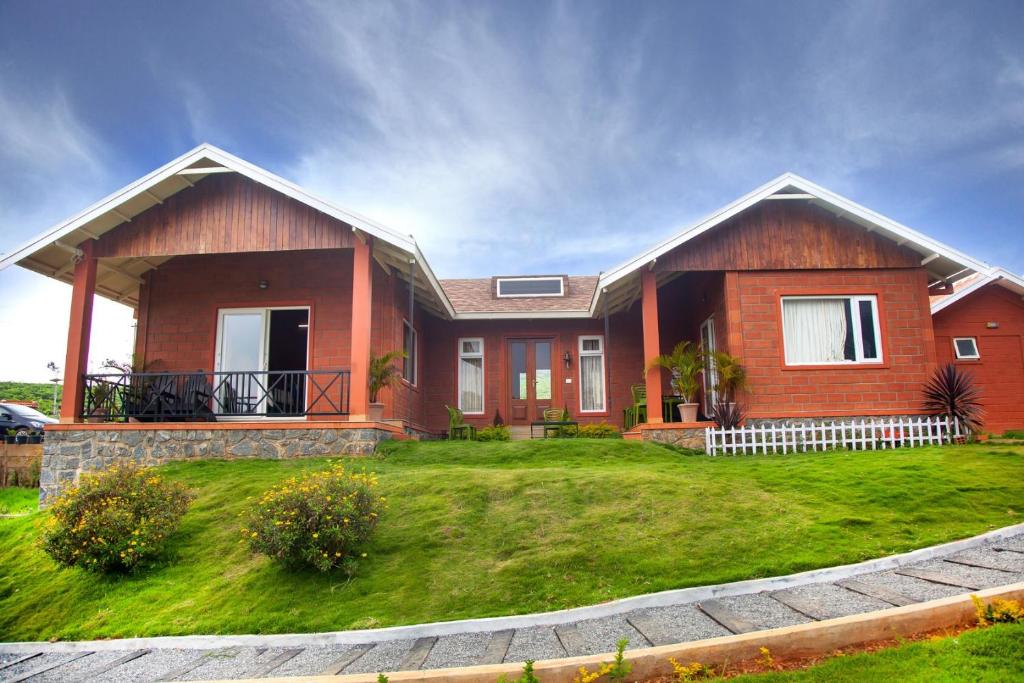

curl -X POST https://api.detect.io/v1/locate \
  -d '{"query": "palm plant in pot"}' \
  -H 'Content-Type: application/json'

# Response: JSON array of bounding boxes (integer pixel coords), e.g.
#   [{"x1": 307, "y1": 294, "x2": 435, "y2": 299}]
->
[
  {"x1": 649, "y1": 341, "x2": 704, "y2": 423},
  {"x1": 711, "y1": 351, "x2": 748, "y2": 405},
  {"x1": 367, "y1": 350, "x2": 406, "y2": 422}
]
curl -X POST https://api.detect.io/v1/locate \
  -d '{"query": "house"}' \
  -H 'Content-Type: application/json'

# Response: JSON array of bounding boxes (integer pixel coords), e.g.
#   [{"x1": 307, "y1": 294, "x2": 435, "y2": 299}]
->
[
  {"x1": 0, "y1": 144, "x2": 1016, "y2": 501},
  {"x1": 930, "y1": 269, "x2": 1024, "y2": 434}
]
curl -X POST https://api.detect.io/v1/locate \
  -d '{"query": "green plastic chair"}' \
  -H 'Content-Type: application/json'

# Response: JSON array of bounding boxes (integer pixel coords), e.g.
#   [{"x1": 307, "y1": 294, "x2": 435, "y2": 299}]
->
[
  {"x1": 445, "y1": 405, "x2": 477, "y2": 440},
  {"x1": 623, "y1": 383, "x2": 647, "y2": 429}
]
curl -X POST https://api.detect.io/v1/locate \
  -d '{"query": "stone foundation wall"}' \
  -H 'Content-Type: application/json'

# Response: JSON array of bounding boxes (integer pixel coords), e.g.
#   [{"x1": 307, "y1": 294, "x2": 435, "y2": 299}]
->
[
  {"x1": 41, "y1": 427, "x2": 394, "y2": 506},
  {"x1": 640, "y1": 426, "x2": 706, "y2": 450}
]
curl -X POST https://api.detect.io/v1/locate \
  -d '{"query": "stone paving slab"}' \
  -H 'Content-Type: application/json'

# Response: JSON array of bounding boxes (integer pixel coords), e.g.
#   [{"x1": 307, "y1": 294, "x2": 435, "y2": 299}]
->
[{"x1": 3, "y1": 528, "x2": 1022, "y2": 680}]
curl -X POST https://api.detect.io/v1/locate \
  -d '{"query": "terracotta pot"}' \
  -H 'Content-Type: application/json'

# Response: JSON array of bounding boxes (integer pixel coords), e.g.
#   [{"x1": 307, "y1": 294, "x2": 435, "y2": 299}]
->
[
  {"x1": 367, "y1": 402, "x2": 386, "y2": 422},
  {"x1": 677, "y1": 402, "x2": 699, "y2": 423}
]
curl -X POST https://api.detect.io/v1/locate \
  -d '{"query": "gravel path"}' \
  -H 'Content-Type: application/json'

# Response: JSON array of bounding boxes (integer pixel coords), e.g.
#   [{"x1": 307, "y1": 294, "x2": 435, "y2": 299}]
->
[{"x1": 2, "y1": 529, "x2": 1022, "y2": 682}]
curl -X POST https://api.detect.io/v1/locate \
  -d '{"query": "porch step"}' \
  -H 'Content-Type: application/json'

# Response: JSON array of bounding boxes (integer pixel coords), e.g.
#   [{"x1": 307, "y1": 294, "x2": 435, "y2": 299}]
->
[
  {"x1": 623, "y1": 429, "x2": 643, "y2": 441},
  {"x1": 508, "y1": 426, "x2": 532, "y2": 441}
]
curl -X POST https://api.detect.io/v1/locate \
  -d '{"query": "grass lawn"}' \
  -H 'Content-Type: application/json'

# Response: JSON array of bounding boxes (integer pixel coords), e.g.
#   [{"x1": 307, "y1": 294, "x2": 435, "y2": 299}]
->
[
  {"x1": 0, "y1": 487, "x2": 37, "y2": 515},
  {"x1": 731, "y1": 623, "x2": 1024, "y2": 681},
  {"x1": 0, "y1": 440, "x2": 1021, "y2": 641}
]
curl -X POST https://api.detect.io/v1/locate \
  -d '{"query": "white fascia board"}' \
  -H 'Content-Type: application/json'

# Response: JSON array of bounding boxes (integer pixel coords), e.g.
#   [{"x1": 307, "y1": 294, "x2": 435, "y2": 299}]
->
[
  {"x1": 590, "y1": 172, "x2": 994, "y2": 316},
  {"x1": 931, "y1": 267, "x2": 1024, "y2": 315},
  {"x1": 453, "y1": 310, "x2": 593, "y2": 320},
  {"x1": 413, "y1": 243, "x2": 456, "y2": 319}
]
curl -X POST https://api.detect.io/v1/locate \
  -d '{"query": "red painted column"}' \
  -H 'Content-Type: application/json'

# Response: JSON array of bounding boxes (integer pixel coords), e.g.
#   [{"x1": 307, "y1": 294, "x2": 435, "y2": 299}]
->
[
  {"x1": 60, "y1": 240, "x2": 97, "y2": 423},
  {"x1": 641, "y1": 269, "x2": 664, "y2": 424},
  {"x1": 348, "y1": 237, "x2": 373, "y2": 421}
]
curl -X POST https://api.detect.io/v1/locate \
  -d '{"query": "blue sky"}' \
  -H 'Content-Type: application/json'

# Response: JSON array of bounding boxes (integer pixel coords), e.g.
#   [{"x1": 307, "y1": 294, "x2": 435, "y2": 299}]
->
[{"x1": 0, "y1": 0, "x2": 1022, "y2": 381}]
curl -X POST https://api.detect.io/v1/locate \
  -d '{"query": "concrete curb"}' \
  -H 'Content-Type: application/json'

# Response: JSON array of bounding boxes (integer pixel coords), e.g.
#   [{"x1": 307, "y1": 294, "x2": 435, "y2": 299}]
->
[
  {"x1": 1, "y1": 522, "x2": 1022, "y2": 654},
  {"x1": 211, "y1": 582, "x2": 1024, "y2": 683}
]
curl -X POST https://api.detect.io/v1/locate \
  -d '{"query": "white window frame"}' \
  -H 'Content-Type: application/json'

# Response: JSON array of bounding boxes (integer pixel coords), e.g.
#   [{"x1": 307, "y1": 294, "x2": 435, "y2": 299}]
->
[
  {"x1": 780, "y1": 295, "x2": 883, "y2": 365},
  {"x1": 699, "y1": 316, "x2": 717, "y2": 415},
  {"x1": 402, "y1": 319, "x2": 417, "y2": 386},
  {"x1": 952, "y1": 337, "x2": 980, "y2": 360},
  {"x1": 578, "y1": 335, "x2": 607, "y2": 413},
  {"x1": 457, "y1": 337, "x2": 485, "y2": 415},
  {"x1": 495, "y1": 276, "x2": 565, "y2": 298}
]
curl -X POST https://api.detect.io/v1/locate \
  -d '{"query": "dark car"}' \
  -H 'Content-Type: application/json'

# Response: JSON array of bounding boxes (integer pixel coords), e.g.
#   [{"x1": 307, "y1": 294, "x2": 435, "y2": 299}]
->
[{"x1": 0, "y1": 403, "x2": 58, "y2": 437}]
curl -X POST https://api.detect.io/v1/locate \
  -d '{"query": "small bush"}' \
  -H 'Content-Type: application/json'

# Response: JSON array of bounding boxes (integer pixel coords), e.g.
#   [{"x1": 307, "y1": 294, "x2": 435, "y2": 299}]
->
[
  {"x1": 242, "y1": 462, "x2": 385, "y2": 573},
  {"x1": 477, "y1": 425, "x2": 511, "y2": 442},
  {"x1": 40, "y1": 464, "x2": 193, "y2": 573},
  {"x1": 578, "y1": 422, "x2": 622, "y2": 439},
  {"x1": 1003, "y1": 429, "x2": 1024, "y2": 440},
  {"x1": 972, "y1": 595, "x2": 1024, "y2": 625}
]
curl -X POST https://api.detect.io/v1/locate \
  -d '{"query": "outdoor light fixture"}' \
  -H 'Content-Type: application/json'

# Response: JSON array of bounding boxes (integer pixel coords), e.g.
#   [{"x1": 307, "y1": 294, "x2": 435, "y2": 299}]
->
[
  {"x1": 258, "y1": 280, "x2": 269, "y2": 289},
  {"x1": 563, "y1": 351, "x2": 572, "y2": 369},
  {"x1": 986, "y1": 321, "x2": 999, "y2": 329}
]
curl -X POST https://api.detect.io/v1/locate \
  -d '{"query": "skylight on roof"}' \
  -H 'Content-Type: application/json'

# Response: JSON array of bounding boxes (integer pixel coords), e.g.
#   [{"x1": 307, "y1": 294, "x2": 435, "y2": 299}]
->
[{"x1": 496, "y1": 276, "x2": 565, "y2": 298}]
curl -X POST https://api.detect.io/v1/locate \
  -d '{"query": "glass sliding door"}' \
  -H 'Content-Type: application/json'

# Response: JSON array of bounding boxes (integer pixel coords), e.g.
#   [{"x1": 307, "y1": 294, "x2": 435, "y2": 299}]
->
[{"x1": 216, "y1": 310, "x2": 269, "y2": 416}]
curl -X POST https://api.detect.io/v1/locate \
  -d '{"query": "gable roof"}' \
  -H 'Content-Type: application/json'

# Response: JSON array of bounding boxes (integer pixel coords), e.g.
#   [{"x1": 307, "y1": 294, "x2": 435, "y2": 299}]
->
[
  {"x1": 441, "y1": 276, "x2": 598, "y2": 318},
  {"x1": 0, "y1": 143, "x2": 455, "y2": 317},
  {"x1": 591, "y1": 172, "x2": 993, "y2": 316},
  {"x1": 930, "y1": 267, "x2": 1024, "y2": 314}
]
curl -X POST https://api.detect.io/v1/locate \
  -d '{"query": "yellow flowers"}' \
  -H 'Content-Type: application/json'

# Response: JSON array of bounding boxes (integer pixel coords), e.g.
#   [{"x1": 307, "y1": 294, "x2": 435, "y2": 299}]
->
[{"x1": 668, "y1": 658, "x2": 713, "y2": 681}]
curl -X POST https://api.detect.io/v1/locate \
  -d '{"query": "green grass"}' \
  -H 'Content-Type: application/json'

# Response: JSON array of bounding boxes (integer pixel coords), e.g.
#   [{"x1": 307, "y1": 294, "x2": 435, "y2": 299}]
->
[
  {"x1": 0, "y1": 440, "x2": 1021, "y2": 641},
  {"x1": 732, "y1": 623, "x2": 1024, "y2": 681},
  {"x1": 0, "y1": 487, "x2": 37, "y2": 515}
]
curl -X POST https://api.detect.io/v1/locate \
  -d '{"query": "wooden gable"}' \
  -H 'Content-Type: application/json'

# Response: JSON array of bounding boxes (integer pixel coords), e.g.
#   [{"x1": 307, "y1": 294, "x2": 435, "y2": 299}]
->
[
  {"x1": 655, "y1": 200, "x2": 922, "y2": 272},
  {"x1": 94, "y1": 173, "x2": 356, "y2": 258}
]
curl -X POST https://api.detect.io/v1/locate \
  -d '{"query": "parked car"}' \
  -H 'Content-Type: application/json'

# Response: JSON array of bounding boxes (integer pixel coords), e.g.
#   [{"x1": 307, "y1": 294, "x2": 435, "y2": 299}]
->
[{"x1": 0, "y1": 403, "x2": 58, "y2": 441}]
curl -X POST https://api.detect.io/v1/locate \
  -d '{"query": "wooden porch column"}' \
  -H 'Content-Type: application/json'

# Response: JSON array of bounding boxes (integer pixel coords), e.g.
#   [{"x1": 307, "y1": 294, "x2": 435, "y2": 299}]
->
[
  {"x1": 641, "y1": 269, "x2": 664, "y2": 424},
  {"x1": 60, "y1": 240, "x2": 97, "y2": 423},
  {"x1": 348, "y1": 237, "x2": 373, "y2": 421}
]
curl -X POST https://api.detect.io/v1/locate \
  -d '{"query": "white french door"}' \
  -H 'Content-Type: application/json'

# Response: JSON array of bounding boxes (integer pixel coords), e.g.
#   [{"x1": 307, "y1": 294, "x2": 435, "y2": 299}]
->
[{"x1": 700, "y1": 316, "x2": 717, "y2": 416}]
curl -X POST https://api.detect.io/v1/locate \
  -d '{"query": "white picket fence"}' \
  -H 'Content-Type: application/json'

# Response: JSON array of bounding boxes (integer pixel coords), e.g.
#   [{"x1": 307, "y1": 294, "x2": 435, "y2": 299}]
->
[{"x1": 705, "y1": 415, "x2": 963, "y2": 456}]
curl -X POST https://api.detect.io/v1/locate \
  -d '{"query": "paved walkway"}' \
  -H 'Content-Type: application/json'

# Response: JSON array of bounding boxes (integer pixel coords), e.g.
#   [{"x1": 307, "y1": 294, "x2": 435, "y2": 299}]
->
[{"x1": 2, "y1": 527, "x2": 1023, "y2": 682}]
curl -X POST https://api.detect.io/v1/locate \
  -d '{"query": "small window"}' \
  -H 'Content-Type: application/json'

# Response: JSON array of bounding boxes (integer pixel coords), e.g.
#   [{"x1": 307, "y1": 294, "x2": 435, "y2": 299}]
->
[
  {"x1": 458, "y1": 338, "x2": 484, "y2": 414},
  {"x1": 496, "y1": 277, "x2": 564, "y2": 298},
  {"x1": 781, "y1": 295, "x2": 882, "y2": 365},
  {"x1": 579, "y1": 335, "x2": 606, "y2": 412},
  {"x1": 402, "y1": 320, "x2": 417, "y2": 384},
  {"x1": 953, "y1": 337, "x2": 980, "y2": 360}
]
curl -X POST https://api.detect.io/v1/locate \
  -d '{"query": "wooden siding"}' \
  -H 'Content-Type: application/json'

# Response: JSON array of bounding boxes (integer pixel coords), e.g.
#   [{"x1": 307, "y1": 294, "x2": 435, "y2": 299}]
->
[
  {"x1": 94, "y1": 173, "x2": 356, "y2": 258},
  {"x1": 655, "y1": 201, "x2": 921, "y2": 272}
]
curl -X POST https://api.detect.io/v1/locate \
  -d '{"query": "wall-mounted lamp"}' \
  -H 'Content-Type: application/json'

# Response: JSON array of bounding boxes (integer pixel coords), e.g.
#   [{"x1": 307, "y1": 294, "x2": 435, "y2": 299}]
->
[
  {"x1": 258, "y1": 280, "x2": 269, "y2": 290},
  {"x1": 563, "y1": 351, "x2": 572, "y2": 369},
  {"x1": 986, "y1": 321, "x2": 999, "y2": 329}
]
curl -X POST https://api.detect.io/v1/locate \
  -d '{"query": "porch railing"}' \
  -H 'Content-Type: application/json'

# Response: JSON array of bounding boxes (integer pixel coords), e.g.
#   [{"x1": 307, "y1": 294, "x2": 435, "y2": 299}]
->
[{"x1": 82, "y1": 370, "x2": 350, "y2": 421}]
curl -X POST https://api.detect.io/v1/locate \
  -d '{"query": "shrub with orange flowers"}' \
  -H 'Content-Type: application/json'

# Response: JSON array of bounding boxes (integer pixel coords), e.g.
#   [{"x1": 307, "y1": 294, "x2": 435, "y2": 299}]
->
[
  {"x1": 39, "y1": 464, "x2": 194, "y2": 573},
  {"x1": 241, "y1": 462, "x2": 386, "y2": 573}
]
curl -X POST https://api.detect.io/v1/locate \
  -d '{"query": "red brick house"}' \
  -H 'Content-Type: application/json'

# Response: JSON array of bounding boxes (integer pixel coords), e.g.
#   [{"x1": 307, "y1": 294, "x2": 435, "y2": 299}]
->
[
  {"x1": 0, "y1": 144, "x2": 1017, "y2": 499},
  {"x1": 931, "y1": 269, "x2": 1024, "y2": 434}
]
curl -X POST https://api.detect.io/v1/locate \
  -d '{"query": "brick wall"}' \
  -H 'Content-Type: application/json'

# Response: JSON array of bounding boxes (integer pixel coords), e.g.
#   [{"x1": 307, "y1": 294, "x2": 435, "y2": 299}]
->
[
  {"x1": 727, "y1": 268, "x2": 937, "y2": 418},
  {"x1": 933, "y1": 283, "x2": 1024, "y2": 433}
]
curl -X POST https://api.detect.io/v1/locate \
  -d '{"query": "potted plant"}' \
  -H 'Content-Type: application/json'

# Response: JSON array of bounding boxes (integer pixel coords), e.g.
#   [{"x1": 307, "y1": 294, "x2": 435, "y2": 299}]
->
[
  {"x1": 87, "y1": 382, "x2": 113, "y2": 423},
  {"x1": 367, "y1": 350, "x2": 406, "y2": 422},
  {"x1": 649, "y1": 341, "x2": 704, "y2": 423},
  {"x1": 14, "y1": 430, "x2": 28, "y2": 445},
  {"x1": 4, "y1": 428, "x2": 17, "y2": 445},
  {"x1": 711, "y1": 351, "x2": 748, "y2": 405}
]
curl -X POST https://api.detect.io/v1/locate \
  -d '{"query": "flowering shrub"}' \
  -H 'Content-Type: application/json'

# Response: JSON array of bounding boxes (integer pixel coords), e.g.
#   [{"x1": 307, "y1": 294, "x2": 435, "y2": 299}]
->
[
  {"x1": 578, "y1": 423, "x2": 622, "y2": 439},
  {"x1": 39, "y1": 464, "x2": 194, "y2": 573},
  {"x1": 972, "y1": 594, "x2": 1024, "y2": 625},
  {"x1": 477, "y1": 425, "x2": 511, "y2": 441},
  {"x1": 242, "y1": 463, "x2": 386, "y2": 573}
]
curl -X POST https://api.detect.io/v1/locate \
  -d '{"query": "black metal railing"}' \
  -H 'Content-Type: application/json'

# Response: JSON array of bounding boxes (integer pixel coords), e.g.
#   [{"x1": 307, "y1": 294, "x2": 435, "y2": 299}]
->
[{"x1": 82, "y1": 370, "x2": 350, "y2": 422}]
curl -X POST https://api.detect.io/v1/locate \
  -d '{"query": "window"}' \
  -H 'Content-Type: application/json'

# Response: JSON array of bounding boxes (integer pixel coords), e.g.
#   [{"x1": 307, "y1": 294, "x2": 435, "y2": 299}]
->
[
  {"x1": 458, "y1": 338, "x2": 485, "y2": 414},
  {"x1": 953, "y1": 337, "x2": 980, "y2": 360},
  {"x1": 496, "y1": 276, "x2": 564, "y2": 298},
  {"x1": 402, "y1": 320, "x2": 417, "y2": 384},
  {"x1": 781, "y1": 295, "x2": 882, "y2": 365},
  {"x1": 578, "y1": 336, "x2": 606, "y2": 412}
]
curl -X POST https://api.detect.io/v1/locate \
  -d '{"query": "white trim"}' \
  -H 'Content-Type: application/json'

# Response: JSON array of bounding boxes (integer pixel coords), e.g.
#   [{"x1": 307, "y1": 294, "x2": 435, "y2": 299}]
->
[
  {"x1": 457, "y1": 337, "x2": 485, "y2": 415},
  {"x1": 930, "y1": 268, "x2": 1024, "y2": 315},
  {"x1": 402, "y1": 318, "x2": 418, "y2": 386},
  {"x1": 495, "y1": 276, "x2": 565, "y2": 298},
  {"x1": 699, "y1": 316, "x2": 717, "y2": 415},
  {"x1": 780, "y1": 295, "x2": 883, "y2": 366},
  {"x1": 952, "y1": 337, "x2": 980, "y2": 360},
  {"x1": 453, "y1": 310, "x2": 592, "y2": 320},
  {"x1": 578, "y1": 335, "x2": 606, "y2": 413},
  {"x1": 591, "y1": 172, "x2": 992, "y2": 315}
]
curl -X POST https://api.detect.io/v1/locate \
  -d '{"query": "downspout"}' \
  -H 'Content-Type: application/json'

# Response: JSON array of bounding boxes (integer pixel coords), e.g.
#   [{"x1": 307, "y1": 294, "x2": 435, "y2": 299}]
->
[
  {"x1": 603, "y1": 288, "x2": 611, "y2": 413},
  {"x1": 408, "y1": 257, "x2": 416, "y2": 434}
]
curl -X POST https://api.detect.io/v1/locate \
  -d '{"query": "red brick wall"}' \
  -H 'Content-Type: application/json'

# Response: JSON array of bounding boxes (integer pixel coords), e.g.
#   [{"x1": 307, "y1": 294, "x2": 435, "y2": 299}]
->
[
  {"x1": 726, "y1": 268, "x2": 937, "y2": 418},
  {"x1": 418, "y1": 311, "x2": 644, "y2": 432},
  {"x1": 933, "y1": 283, "x2": 1024, "y2": 433}
]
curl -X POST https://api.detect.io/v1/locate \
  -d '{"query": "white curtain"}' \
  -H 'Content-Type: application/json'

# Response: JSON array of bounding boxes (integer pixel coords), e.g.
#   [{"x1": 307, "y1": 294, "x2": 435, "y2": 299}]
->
[
  {"x1": 580, "y1": 355, "x2": 605, "y2": 411},
  {"x1": 783, "y1": 299, "x2": 847, "y2": 364},
  {"x1": 459, "y1": 357, "x2": 484, "y2": 413}
]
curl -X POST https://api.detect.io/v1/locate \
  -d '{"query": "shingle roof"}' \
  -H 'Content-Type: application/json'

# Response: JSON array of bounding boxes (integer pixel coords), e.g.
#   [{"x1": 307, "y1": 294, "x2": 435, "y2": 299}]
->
[
  {"x1": 929, "y1": 272, "x2": 986, "y2": 307},
  {"x1": 440, "y1": 276, "x2": 599, "y2": 314}
]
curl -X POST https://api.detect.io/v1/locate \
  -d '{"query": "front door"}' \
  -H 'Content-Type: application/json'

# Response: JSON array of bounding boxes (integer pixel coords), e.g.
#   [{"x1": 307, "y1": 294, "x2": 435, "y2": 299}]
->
[
  {"x1": 507, "y1": 339, "x2": 554, "y2": 424},
  {"x1": 700, "y1": 316, "x2": 717, "y2": 417}
]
